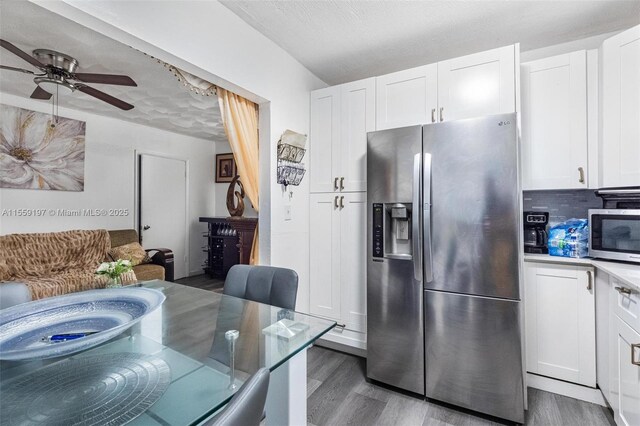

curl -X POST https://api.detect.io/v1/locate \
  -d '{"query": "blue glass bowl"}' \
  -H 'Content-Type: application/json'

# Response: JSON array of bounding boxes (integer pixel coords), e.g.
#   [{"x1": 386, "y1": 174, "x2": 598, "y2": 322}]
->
[{"x1": 0, "y1": 287, "x2": 165, "y2": 360}]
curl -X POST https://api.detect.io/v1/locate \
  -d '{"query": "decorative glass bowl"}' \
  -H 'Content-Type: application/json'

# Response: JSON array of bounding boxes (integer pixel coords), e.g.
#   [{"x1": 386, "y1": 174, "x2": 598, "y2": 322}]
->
[{"x1": 0, "y1": 287, "x2": 165, "y2": 360}]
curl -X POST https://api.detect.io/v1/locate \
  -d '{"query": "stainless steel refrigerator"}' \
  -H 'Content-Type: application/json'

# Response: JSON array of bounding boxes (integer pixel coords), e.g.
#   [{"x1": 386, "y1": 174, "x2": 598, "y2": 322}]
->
[{"x1": 366, "y1": 113, "x2": 524, "y2": 423}]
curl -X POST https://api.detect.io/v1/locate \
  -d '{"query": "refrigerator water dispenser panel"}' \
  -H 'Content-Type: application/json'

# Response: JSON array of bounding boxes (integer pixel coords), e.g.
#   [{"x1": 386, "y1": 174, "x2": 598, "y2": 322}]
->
[{"x1": 372, "y1": 202, "x2": 413, "y2": 259}]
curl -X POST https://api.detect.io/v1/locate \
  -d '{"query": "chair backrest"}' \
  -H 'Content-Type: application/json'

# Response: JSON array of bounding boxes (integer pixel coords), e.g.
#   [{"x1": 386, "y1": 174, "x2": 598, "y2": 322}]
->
[
  {"x1": 223, "y1": 265, "x2": 298, "y2": 310},
  {"x1": 204, "y1": 368, "x2": 270, "y2": 426}
]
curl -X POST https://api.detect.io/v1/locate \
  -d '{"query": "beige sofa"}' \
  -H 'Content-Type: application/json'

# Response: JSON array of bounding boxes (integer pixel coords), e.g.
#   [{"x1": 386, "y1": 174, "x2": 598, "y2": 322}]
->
[{"x1": 0, "y1": 229, "x2": 173, "y2": 300}]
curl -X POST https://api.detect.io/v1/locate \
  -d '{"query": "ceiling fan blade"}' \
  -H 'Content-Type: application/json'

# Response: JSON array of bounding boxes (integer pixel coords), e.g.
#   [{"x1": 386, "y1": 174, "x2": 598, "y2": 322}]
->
[
  {"x1": 73, "y1": 73, "x2": 137, "y2": 86},
  {"x1": 0, "y1": 39, "x2": 45, "y2": 69},
  {"x1": 30, "y1": 86, "x2": 52, "y2": 100},
  {"x1": 0, "y1": 64, "x2": 35, "y2": 74},
  {"x1": 75, "y1": 84, "x2": 134, "y2": 110}
]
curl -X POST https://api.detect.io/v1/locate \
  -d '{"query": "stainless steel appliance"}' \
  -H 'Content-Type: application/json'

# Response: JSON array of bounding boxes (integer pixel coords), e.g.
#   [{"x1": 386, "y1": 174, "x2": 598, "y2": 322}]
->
[
  {"x1": 589, "y1": 188, "x2": 640, "y2": 263},
  {"x1": 367, "y1": 113, "x2": 524, "y2": 423},
  {"x1": 589, "y1": 209, "x2": 640, "y2": 263},
  {"x1": 524, "y1": 211, "x2": 549, "y2": 254}
]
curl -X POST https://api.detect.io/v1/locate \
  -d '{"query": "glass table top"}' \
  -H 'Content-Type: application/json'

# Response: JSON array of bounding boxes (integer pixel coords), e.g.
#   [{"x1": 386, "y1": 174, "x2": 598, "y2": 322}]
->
[{"x1": 0, "y1": 280, "x2": 336, "y2": 425}]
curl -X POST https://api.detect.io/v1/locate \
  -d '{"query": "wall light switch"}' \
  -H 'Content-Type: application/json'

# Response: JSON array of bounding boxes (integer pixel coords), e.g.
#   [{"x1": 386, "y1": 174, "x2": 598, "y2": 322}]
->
[{"x1": 284, "y1": 205, "x2": 292, "y2": 221}]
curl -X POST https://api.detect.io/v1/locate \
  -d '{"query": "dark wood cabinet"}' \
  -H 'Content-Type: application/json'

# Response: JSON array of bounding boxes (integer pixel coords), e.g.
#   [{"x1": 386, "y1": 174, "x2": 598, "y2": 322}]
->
[{"x1": 199, "y1": 217, "x2": 257, "y2": 278}]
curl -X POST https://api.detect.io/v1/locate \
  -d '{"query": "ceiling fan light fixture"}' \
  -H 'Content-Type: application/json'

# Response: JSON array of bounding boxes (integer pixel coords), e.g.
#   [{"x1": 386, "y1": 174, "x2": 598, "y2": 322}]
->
[{"x1": 33, "y1": 76, "x2": 75, "y2": 95}]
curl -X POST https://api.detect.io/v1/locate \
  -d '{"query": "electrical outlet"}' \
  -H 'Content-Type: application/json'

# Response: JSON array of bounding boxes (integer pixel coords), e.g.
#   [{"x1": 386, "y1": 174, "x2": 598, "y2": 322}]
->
[{"x1": 284, "y1": 205, "x2": 292, "y2": 221}]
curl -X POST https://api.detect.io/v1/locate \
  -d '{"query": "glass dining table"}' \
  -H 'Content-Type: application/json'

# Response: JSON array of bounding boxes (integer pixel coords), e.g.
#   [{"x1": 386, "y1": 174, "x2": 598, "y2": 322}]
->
[{"x1": 0, "y1": 280, "x2": 336, "y2": 425}]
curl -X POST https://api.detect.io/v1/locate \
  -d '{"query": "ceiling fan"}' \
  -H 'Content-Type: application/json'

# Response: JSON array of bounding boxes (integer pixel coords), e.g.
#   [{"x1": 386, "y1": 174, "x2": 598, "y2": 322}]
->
[{"x1": 0, "y1": 39, "x2": 137, "y2": 110}]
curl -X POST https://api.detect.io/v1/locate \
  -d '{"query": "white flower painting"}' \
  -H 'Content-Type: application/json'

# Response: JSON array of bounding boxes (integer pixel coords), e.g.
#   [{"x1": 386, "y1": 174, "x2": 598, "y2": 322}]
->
[{"x1": 0, "y1": 104, "x2": 85, "y2": 191}]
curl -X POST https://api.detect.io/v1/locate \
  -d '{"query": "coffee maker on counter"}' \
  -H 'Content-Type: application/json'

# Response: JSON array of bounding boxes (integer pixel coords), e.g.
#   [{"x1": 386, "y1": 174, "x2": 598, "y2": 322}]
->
[{"x1": 524, "y1": 211, "x2": 549, "y2": 254}]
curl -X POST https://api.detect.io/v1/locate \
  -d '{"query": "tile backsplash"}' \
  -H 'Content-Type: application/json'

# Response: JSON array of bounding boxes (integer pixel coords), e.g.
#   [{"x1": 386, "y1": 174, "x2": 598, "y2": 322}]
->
[{"x1": 523, "y1": 190, "x2": 602, "y2": 225}]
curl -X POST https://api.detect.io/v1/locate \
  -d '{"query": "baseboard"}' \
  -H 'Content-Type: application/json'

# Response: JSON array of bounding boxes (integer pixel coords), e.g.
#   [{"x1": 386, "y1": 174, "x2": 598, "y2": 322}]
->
[
  {"x1": 316, "y1": 338, "x2": 367, "y2": 358},
  {"x1": 526, "y1": 373, "x2": 607, "y2": 406}
]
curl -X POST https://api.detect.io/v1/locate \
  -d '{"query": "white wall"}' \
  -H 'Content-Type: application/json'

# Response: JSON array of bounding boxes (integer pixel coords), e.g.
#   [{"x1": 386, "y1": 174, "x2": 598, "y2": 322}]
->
[
  {"x1": 31, "y1": 0, "x2": 328, "y2": 311},
  {"x1": 0, "y1": 92, "x2": 217, "y2": 277}
]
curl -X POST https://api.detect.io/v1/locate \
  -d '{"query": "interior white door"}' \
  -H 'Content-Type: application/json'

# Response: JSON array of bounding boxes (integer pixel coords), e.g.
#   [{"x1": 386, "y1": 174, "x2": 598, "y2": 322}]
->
[
  {"x1": 375, "y1": 64, "x2": 438, "y2": 130},
  {"x1": 339, "y1": 192, "x2": 367, "y2": 332},
  {"x1": 437, "y1": 45, "x2": 516, "y2": 121},
  {"x1": 525, "y1": 263, "x2": 596, "y2": 387},
  {"x1": 309, "y1": 193, "x2": 341, "y2": 320},
  {"x1": 522, "y1": 51, "x2": 588, "y2": 190},
  {"x1": 310, "y1": 86, "x2": 341, "y2": 193},
  {"x1": 140, "y1": 154, "x2": 187, "y2": 279},
  {"x1": 340, "y1": 79, "x2": 375, "y2": 192},
  {"x1": 602, "y1": 25, "x2": 640, "y2": 187}
]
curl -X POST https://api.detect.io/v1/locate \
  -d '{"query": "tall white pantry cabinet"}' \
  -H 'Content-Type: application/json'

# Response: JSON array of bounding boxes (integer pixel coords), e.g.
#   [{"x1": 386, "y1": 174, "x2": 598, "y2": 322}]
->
[
  {"x1": 308, "y1": 45, "x2": 518, "y2": 350},
  {"x1": 309, "y1": 79, "x2": 374, "y2": 349}
]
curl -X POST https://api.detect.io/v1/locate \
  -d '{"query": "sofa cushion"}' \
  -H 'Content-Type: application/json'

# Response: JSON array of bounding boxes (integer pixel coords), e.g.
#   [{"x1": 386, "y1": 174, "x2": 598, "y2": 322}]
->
[
  {"x1": 20, "y1": 271, "x2": 107, "y2": 300},
  {"x1": 108, "y1": 229, "x2": 139, "y2": 248},
  {"x1": 133, "y1": 264, "x2": 165, "y2": 281},
  {"x1": 109, "y1": 242, "x2": 150, "y2": 266}
]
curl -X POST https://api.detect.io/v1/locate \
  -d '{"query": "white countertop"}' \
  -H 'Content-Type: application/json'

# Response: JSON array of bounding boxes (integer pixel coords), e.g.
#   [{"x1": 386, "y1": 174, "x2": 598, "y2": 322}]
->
[{"x1": 524, "y1": 253, "x2": 640, "y2": 291}]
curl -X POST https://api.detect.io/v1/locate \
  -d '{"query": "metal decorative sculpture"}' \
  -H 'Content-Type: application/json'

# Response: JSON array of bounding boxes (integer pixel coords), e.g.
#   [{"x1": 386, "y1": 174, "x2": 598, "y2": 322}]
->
[{"x1": 226, "y1": 175, "x2": 245, "y2": 217}]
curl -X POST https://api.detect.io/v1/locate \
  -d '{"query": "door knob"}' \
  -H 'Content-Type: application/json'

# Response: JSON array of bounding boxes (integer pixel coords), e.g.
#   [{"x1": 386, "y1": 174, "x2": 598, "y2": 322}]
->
[{"x1": 143, "y1": 225, "x2": 151, "y2": 230}]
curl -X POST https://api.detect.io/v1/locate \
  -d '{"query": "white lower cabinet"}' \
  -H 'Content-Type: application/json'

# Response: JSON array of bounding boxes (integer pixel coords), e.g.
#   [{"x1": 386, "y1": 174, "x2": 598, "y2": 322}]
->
[
  {"x1": 611, "y1": 315, "x2": 640, "y2": 426},
  {"x1": 525, "y1": 262, "x2": 596, "y2": 386},
  {"x1": 607, "y1": 277, "x2": 640, "y2": 426},
  {"x1": 309, "y1": 192, "x2": 367, "y2": 349}
]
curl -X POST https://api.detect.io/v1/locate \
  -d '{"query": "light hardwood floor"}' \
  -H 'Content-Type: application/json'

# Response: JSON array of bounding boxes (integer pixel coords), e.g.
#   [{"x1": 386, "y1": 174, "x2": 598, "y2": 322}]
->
[
  {"x1": 307, "y1": 346, "x2": 615, "y2": 426},
  {"x1": 175, "y1": 274, "x2": 224, "y2": 292}
]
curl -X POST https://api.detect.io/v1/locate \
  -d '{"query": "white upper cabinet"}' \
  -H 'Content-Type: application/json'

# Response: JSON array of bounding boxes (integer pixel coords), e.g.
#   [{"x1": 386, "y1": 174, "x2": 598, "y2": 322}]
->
[
  {"x1": 437, "y1": 45, "x2": 516, "y2": 122},
  {"x1": 522, "y1": 51, "x2": 588, "y2": 190},
  {"x1": 375, "y1": 64, "x2": 438, "y2": 130},
  {"x1": 602, "y1": 25, "x2": 640, "y2": 187},
  {"x1": 310, "y1": 86, "x2": 340, "y2": 193},
  {"x1": 340, "y1": 79, "x2": 376, "y2": 192},
  {"x1": 310, "y1": 79, "x2": 375, "y2": 193}
]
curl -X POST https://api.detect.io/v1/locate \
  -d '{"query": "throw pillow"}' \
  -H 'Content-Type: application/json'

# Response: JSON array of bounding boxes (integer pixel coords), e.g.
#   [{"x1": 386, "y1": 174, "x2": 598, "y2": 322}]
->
[{"x1": 108, "y1": 242, "x2": 150, "y2": 266}]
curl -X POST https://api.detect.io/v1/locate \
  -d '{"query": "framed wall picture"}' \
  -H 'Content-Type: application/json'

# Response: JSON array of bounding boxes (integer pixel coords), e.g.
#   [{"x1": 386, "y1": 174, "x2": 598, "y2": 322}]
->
[{"x1": 216, "y1": 153, "x2": 237, "y2": 183}]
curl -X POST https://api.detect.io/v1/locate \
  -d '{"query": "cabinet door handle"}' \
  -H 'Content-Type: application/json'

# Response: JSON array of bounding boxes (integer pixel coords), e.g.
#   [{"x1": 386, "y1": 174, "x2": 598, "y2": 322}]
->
[
  {"x1": 431, "y1": 108, "x2": 436, "y2": 123},
  {"x1": 340, "y1": 177, "x2": 344, "y2": 191},
  {"x1": 334, "y1": 196, "x2": 339, "y2": 209},
  {"x1": 586, "y1": 270, "x2": 592, "y2": 291},
  {"x1": 578, "y1": 167, "x2": 585, "y2": 183},
  {"x1": 615, "y1": 286, "x2": 632, "y2": 295},
  {"x1": 439, "y1": 107, "x2": 444, "y2": 122},
  {"x1": 339, "y1": 196, "x2": 344, "y2": 209},
  {"x1": 334, "y1": 177, "x2": 339, "y2": 191},
  {"x1": 632, "y1": 343, "x2": 640, "y2": 366}
]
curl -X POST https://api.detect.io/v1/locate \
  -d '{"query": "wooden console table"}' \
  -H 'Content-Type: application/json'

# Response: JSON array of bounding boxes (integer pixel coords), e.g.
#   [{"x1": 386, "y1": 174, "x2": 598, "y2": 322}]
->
[{"x1": 199, "y1": 217, "x2": 258, "y2": 278}]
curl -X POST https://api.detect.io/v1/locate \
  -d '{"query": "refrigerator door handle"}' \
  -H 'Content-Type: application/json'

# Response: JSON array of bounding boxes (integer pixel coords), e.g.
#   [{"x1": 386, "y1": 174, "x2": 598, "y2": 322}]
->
[
  {"x1": 423, "y1": 153, "x2": 434, "y2": 283},
  {"x1": 412, "y1": 153, "x2": 423, "y2": 282}
]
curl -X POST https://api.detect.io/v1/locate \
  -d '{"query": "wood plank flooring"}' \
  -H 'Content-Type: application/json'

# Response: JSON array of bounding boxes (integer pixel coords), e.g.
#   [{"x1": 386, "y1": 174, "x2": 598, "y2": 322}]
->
[
  {"x1": 175, "y1": 274, "x2": 224, "y2": 292},
  {"x1": 307, "y1": 346, "x2": 615, "y2": 426}
]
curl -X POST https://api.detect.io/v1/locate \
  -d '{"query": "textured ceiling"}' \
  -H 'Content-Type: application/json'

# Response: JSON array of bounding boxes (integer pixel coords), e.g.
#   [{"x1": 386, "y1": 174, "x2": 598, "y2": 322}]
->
[
  {"x1": 221, "y1": 0, "x2": 640, "y2": 85},
  {"x1": 0, "y1": 1, "x2": 226, "y2": 141}
]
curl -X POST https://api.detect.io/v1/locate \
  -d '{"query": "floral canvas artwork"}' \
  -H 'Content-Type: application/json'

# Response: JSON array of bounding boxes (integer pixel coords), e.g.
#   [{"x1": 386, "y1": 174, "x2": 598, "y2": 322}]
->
[{"x1": 0, "y1": 104, "x2": 86, "y2": 191}]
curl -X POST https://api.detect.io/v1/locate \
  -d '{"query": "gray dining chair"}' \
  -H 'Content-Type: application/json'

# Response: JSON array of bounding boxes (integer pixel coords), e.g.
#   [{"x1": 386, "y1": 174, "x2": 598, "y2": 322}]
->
[
  {"x1": 223, "y1": 265, "x2": 298, "y2": 310},
  {"x1": 204, "y1": 367, "x2": 270, "y2": 426}
]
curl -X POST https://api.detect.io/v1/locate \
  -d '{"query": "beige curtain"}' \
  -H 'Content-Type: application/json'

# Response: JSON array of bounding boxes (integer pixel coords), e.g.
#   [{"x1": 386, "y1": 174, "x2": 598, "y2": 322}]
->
[{"x1": 217, "y1": 87, "x2": 260, "y2": 264}]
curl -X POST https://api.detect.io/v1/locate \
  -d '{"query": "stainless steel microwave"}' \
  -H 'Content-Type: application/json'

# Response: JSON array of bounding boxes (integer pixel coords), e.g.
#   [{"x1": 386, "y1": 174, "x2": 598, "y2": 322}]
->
[{"x1": 589, "y1": 209, "x2": 640, "y2": 263}]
